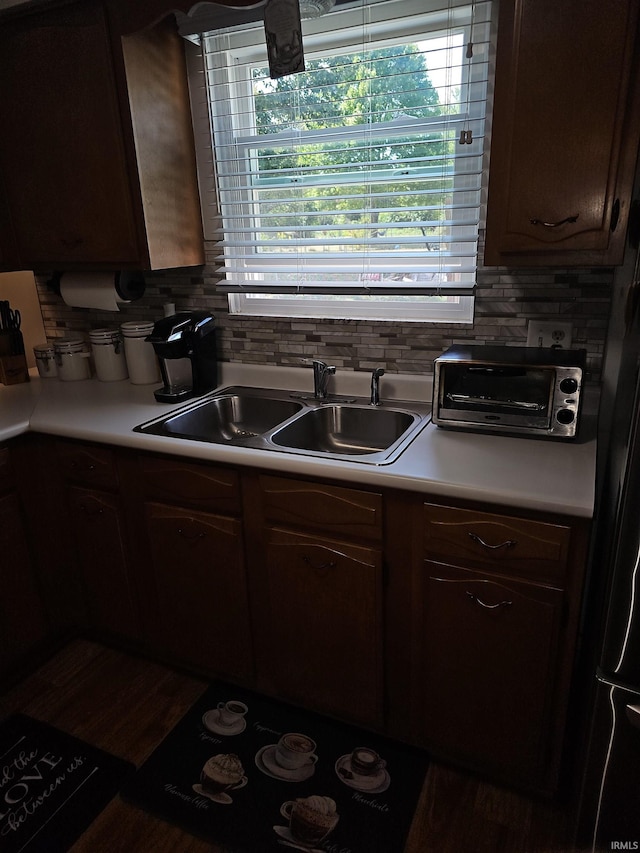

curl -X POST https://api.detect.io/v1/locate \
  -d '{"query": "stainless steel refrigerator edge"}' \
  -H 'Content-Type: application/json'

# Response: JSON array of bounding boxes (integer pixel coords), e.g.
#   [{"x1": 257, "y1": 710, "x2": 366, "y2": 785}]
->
[{"x1": 577, "y1": 184, "x2": 640, "y2": 850}]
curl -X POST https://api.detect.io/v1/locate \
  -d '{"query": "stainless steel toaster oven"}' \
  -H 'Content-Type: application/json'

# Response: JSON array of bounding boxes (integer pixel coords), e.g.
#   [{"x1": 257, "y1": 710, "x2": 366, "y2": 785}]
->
[{"x1": 432, "y1": 345, "x2": 586, "y2": 439}]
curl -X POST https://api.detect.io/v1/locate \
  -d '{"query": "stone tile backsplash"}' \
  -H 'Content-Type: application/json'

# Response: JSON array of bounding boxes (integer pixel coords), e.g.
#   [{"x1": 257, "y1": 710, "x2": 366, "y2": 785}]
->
[{"x1": 35, "y1": 252, "x2": 612, "y2": 384}]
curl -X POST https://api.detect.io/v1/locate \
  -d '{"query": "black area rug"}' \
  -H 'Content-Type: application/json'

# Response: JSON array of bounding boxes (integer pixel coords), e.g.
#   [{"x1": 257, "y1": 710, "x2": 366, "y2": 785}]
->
[
  {"x1": 0, "y1": 714, "x2": 134, "y2": 853},
  {"x1": 121, "y1": 682, "x2": 428, "y2": 853}
]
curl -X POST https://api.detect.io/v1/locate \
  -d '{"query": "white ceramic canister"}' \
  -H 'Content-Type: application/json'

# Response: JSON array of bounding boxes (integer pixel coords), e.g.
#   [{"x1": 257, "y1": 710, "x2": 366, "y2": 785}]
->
[
  {"x1": 54, "y1": 337, "x2": 92, "y2": 381},
  {"x1": 33, "y1": 343, "x2": 58, "y2": 379},
  {"x1": 120, "y1": 321, "x2": 161, "y2": 385},
  {"x1": 89, "y1": 328, "x2": 129, "y2": 382}
]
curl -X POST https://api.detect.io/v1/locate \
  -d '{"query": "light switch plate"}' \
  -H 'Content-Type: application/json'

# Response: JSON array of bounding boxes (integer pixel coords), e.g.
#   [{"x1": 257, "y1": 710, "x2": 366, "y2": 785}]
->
[{"x1": 526, "y1": 320, "x2": 573, "y2": 348}]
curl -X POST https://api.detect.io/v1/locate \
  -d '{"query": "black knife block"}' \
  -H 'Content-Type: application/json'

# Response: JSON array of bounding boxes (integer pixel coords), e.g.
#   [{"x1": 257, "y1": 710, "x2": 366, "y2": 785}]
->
[{"x1": 0, "y1": 354, "x2": 29, "y2": 385}]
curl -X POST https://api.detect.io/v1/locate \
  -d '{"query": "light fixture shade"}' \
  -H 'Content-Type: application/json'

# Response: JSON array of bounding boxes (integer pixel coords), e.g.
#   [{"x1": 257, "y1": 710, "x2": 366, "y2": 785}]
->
[{"x1": 299, "y1": 0, "x2": 336, "y2": 19}]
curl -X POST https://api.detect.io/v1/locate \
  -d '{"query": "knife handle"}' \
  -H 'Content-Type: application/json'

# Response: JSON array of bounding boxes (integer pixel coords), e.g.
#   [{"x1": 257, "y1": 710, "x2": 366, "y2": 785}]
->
[{"x1": 11, "y1": 330, "x2": 24, "y2": 355}]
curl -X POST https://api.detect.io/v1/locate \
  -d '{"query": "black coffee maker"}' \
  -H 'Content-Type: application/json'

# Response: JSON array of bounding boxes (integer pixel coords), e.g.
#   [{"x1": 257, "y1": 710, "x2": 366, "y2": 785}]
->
[{"x1": 147, "y1": 311, "x2": 218, "y2": 403}]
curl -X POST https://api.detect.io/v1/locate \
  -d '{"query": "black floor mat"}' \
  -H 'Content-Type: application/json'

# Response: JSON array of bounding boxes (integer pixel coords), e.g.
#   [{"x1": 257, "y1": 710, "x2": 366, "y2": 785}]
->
[
  {"x1": 0, "y1": 713, "x2": 134, "y2": 853},
  {"x1": 121, "y1": 681, "x2": 428, "y2": 853}
]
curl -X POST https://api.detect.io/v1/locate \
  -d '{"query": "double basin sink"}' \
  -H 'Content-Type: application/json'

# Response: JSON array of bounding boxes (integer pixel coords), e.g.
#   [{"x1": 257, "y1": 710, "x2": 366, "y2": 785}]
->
[{"x1": 134, "y1": 385, "x2": 431, "y2": 465}]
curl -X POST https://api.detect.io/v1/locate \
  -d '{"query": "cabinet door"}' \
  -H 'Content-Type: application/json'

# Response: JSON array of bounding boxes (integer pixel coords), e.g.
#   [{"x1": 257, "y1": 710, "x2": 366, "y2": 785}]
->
[
  {"x1": 418, "y1": 562, "x2": 563, "y2": 785},
  {"x1": 484, "y1": 0, "x2": 640, "y2": 266},
  {"x1": 67, "y1": 486, "x2": 140, "y2": 641},
  {"x1": 257, "y1": 527, "x2": 383, "y2": 727},
  {"x1": 0, "y1": 2, "x2": 140, "y2": 267},
  {"x1": 0, "y1": 492, "x2": 49, "y2": 676},
  {"x1": 144, "y1": 502, "x2": 253, "y2": 681},
  {"x1": 0, "y1": 174, "x2": 19, "y2": 272}
]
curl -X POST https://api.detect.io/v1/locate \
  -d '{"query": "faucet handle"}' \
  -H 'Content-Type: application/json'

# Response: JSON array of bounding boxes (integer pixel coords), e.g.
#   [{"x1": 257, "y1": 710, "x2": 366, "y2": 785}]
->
[
  {"x1": 306, "y1": 358, "x2": 336, "y2": 399},
  {"x1": 310, "y1": 358, "x2": 335, "y2": 371}
]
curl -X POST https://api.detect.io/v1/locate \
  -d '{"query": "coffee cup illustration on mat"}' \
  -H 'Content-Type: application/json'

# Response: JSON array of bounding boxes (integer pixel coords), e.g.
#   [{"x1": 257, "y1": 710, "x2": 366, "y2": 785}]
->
[
  {"x1": 275, "y1": 795, "x2": 339, "y2": 847},
  {"x1": 256, "y1": 731, "x2": 318, "y2": 782},
  {"x1": 217, "y1": 700, "x2": 248, "y2": 727},
  {"x1": 192, "y1": 753, "x2": 248, "y2": 804},
  {"x1": 275, "y1": 733, "x2": 317, "y2": 770},
  {"x1": 335, "y1": 746, "x2": 390, "y2": 793},
  {"x1": 202, "y1": 699, "x2": 248, "y2": 736},
  {"x1": 350, "y1": 746, "x2": 386, "y2": 776}
]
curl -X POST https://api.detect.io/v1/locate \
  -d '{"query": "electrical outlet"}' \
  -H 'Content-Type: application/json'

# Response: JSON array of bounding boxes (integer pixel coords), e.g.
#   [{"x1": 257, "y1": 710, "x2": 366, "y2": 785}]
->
[{"x1": 526, "y1": 320, "x2": 573, "y2": 349}]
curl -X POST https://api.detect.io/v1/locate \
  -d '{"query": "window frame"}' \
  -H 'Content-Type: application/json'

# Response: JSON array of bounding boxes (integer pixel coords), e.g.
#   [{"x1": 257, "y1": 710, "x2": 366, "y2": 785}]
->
[{"x1": 188, "y1": 0, "x2": 489, "y2": 324}]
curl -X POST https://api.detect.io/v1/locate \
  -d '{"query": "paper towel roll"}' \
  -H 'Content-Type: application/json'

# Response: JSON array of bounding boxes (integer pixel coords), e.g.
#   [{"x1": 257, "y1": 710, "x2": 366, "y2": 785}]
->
[{"x1": 60, "y1": 272, "x2": 145, "y2": 311}]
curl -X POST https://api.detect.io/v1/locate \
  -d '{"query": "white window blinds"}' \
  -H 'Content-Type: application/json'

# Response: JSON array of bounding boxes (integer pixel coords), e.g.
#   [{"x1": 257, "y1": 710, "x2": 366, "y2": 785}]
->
[{"x1": 193, "y1": 0, "x2": 491, "y2": 296}]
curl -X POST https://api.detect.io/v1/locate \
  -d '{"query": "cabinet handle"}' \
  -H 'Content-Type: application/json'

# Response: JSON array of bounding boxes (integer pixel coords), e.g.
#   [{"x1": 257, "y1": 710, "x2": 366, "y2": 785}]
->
[
  {"x1": 70, "y1": 461, "x2": 96, "y2": 471},
  {"x1": 466, "y1": 591, "x2": 513, "y2": 609},
  {"x1": 178, "y1": 528, "x2": 206, "y2": 541},
  {"x1": 529, "y1": 214, "x2": 579, "y2": 228},
  {"x1": 303, "y1": 555, "x2": 337, "y2": 570},
  {"x1": 78, "y1": 503, "x2": 103, "y2": 516},
  {"x1": 468, "y1": 532, "x2": 517, "y2": 551}
]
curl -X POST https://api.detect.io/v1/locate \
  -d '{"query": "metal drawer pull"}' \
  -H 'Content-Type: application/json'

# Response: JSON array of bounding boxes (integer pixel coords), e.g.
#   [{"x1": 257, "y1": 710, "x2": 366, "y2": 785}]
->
[
  {"x1": 466, "y1": 591, "x2": 513, "y2": 609},
  {"x1": 303, "y1": 555, "x2": 337, "y2": 570},
  {"x1": 468, "y1": 532, "x2": 517, "y2": 550},
  {"x1": 71, "y1": 461, "x2": 96, "y2": 471},
  {"x1": 178, "y1": 528, "x2": 206, "y2": 541},
  {"x1": 529, "y1": 214, "x2": 579, "y2": 228},
  {"x1": 78, "y1": 503, "x2": 103, "y2": 516}
]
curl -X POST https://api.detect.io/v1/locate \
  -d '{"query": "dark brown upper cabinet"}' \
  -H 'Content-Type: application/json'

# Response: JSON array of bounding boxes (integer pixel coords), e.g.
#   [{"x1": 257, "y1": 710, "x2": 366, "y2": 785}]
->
[
  {"x1": 0, "y1": 0, "x2": 204, "y2": 271},
  {"x1": 484, "y1": 0, "x2": 640, "y2": 267}
]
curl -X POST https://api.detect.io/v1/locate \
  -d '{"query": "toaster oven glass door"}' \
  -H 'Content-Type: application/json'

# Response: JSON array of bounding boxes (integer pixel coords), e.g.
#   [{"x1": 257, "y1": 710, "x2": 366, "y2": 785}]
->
[{"x1": 438, "y1": 364, "x2": 555, "y2": 429}]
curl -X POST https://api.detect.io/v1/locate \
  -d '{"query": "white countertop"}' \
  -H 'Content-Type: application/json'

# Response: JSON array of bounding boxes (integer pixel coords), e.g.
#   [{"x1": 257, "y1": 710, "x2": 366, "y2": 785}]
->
[
  {"x1": 0, "y1": 364, "x2": 597, "y2": 518},
  {"x1": 0, "y1": 371, "x2": 42, "y2": 440}
]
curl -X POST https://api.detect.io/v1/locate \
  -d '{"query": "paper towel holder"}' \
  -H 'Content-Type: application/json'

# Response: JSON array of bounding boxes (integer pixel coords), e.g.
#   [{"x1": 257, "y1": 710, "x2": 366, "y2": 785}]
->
[{"x1": 47, "y1": 270, "x2": 145, "y2": 301}]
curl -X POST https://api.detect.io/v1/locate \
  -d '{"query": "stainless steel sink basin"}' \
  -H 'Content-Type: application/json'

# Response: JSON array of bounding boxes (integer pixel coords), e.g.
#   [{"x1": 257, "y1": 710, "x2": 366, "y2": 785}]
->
[
  {"x1": 134, "y1": 385, "x2": 431, "y2": 465},
  {"x1": 270, "y1": 405, "x2": 416, "y2": 456},
  {"x1": 135, "y1": 391, "x2": 303, "y2": 443}
]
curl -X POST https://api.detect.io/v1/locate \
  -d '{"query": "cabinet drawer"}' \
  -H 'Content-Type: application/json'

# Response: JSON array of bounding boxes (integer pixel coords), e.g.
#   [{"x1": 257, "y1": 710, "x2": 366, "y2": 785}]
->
[
  {"x1": 423, "y1": 503, "x2": 571, "y2": 584},
  {"x1": 56, "y1": 441, "x2": 118, "y2": 489},
  {"x1": 260, "y1": 475, "x2": 382, "y2": 542},
  {"x1": 141, "y1": 456, "x2": 241, "y2": 514}
]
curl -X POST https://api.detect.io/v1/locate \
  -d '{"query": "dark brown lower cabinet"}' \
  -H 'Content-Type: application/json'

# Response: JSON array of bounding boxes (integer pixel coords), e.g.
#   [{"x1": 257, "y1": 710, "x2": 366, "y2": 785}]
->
[
  {"x1": 144, "y1": 501, "x2": 253, "y2": 681},
  {"x1": 67, "y1": 485, "x2": 141, "y2": 642},
  {"x1": 417, "y1": 562, "x2": 563, "y2": 786},
  {"x1": 255, "y1": 526, "x2": 383, "y2": 728},
  {"x1": 8, "y1": 438, "x2": 588, "y2": 796},
  {"x1": 0, "y1": 491, "x2": 50, "y2": 678}
]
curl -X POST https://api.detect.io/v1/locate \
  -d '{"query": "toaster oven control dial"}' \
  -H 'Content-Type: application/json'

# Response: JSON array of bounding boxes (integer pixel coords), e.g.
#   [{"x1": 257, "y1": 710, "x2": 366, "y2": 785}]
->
[
  {"x1": 559, "y1": 377, "x2": 579, "y2": 394},
  {"x1": 556, "y1": 408, "x2": 575, "y2": 425}
]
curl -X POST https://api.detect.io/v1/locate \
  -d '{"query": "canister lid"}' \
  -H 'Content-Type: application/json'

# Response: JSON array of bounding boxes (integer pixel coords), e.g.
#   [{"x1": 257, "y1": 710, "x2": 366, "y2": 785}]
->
[
  {"x1": 120, "y1": 320, "x2": 155, "y2": 338},
  {"x1": 54, "y1": 336, "x2": 87, "y2": 353},
  {"x1": 89, "y1": 328, "x2": 122, "y2": 343},
  {"x1": 33, "y1": 342, "x2": 55, "y2": 355}
]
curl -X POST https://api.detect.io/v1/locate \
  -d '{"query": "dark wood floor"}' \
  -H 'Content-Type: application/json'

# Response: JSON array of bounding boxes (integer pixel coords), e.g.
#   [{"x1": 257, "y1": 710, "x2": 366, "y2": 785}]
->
[{"x1": 0, "y1": 641, "x2": 590, "y2": 852}]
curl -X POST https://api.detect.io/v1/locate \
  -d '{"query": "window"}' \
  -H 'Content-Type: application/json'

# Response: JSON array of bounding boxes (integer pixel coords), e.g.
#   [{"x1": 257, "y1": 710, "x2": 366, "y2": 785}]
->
[{"x1": 187, "y1": 0, "x2": 491, "y2": 322}]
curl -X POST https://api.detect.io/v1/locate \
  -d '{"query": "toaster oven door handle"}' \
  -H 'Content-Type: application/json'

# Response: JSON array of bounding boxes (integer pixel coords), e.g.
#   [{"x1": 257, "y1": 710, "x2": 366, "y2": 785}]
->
[{"x1": 445, "y1": 393, "x2": 545, "y2": 411}]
